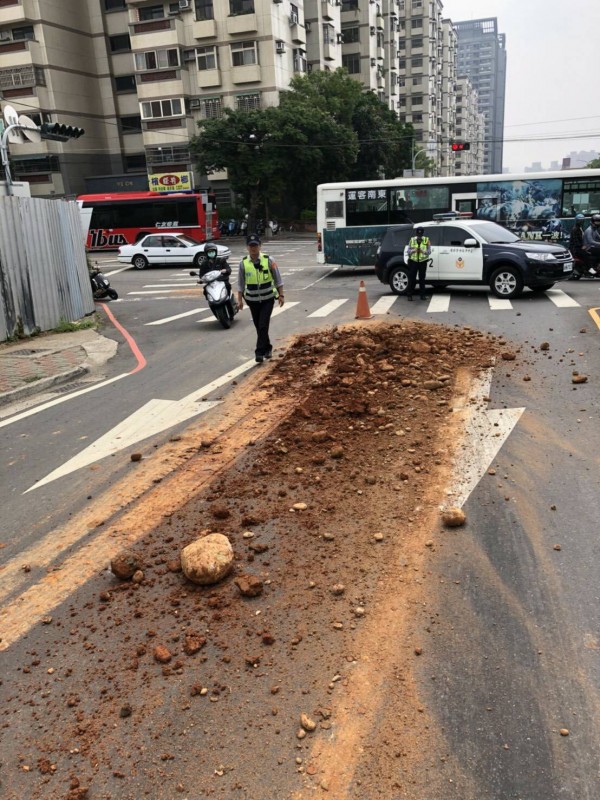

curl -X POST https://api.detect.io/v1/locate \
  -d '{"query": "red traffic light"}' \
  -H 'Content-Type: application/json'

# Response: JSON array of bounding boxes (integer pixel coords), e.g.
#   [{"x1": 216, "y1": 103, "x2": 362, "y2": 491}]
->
[{"x1": 451, "y1": 142, "x2": 470, "y2": 151}]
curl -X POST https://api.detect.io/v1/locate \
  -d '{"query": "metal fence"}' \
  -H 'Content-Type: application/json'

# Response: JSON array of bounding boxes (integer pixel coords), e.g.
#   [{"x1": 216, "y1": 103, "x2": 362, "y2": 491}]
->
[{"x1": 0, "y1": 196, "x2": 94, "y2": 341}]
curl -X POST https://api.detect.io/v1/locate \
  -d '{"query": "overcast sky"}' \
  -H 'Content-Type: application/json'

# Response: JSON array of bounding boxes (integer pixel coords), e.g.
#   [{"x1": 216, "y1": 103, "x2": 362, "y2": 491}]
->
[{"x1": 442, "y1": 0, "x2": 600, "y2": 172}]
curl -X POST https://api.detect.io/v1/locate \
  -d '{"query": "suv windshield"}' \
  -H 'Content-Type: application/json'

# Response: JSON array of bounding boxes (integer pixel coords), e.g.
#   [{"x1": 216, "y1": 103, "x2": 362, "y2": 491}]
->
[{"x1": 475, "y1": 223, "x2": 520, "y2": 244}]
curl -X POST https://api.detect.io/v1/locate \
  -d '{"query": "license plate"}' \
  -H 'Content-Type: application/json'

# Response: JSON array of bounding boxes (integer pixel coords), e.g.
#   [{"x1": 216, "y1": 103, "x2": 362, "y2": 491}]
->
[{"x1": 563, "y1": 261, "x2": 573, "y2": 272}]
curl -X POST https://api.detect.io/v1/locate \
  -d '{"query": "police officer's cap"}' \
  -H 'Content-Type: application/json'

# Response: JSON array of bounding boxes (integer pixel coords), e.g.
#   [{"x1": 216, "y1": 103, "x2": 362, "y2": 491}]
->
[
  {"x1": 247, "y1": 233, "x2": 261, "y2": 245},
  {"x1": 415, "y1": 226, "x2": 425, "y2": 234}
]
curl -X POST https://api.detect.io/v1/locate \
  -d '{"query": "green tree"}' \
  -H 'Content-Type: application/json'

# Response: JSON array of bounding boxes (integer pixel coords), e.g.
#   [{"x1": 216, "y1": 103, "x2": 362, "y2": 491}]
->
[
  {"x1": 190, "y1": 68, "x2": 413, "y2": 220},
  {"x1": 587, "y1": 157, "x2": 600, "y2": 168}
]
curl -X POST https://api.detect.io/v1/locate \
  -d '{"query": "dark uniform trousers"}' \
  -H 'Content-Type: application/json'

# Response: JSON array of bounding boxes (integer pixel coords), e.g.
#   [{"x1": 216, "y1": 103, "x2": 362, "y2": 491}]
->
[
  {"x1": 407, "y1": 259, "x2": 428, "y2": 297},
  {"x1": 247, "y1": 297, "x2": 275, "y2": 357}
]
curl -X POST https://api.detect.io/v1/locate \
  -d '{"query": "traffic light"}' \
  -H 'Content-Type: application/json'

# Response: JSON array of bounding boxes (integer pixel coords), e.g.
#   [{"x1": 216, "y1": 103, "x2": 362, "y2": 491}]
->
[
  {"x1": 451, "y1": 141, "x2": 470, "y2": 151},
  {"x1": 40, "y1": 122, "x2": 85, "y2": 142}
]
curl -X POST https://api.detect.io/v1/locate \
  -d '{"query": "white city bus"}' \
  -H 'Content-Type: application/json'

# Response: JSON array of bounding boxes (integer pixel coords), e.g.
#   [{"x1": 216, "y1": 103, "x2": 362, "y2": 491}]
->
[{"x1": 316, "y1": 169, "x2": 600, "y2": 266}]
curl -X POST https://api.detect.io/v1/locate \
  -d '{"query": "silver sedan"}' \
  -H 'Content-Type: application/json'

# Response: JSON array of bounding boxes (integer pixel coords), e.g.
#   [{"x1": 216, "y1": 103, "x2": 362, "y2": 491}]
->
[{"x1": 117, "y1": 233, "x2": 231, "y2": 270}]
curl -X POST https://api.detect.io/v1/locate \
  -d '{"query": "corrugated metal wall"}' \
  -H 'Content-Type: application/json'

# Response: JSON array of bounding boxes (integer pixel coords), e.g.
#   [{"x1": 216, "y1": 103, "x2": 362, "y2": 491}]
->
[{"x1": 0, "y1": 196, "x2": 94, "y2": 341}]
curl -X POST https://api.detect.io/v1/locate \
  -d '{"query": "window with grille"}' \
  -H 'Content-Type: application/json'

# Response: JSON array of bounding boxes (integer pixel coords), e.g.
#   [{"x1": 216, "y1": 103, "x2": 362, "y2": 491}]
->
[
  {"x1": 135, "y1": 49, "x2": 180, "y2": 70},
  {"x1": 231, "y1": 40, "x2": 257, "y2": 66},
  {"x1": 230, "y1": 0, "x2": 254, "y2": 14},
  {"x1": 322, "y1": 24, "x2": 334, "y2": 44},
  {"x1": 120, "y1": 115, "x2": 142, "y2": 133},
  {"x1": 342, "y1": 54, "x2": 360, "y2": 74},
  {"x1": 235, "y1": 93, "x2": 260, "y2": 112},
  {"x1": 139, "y1": 5, "x2": 164, "y2": 20},
  {"x1": 115, "y1": 74, "x2": 136, "y2": 92},
  {"x1": 196, "y1": 46, "x2": 217, "y2": 70},
  {"x1": 104, "y1": 0, "x2": 126, "y2": 9},
  {"x1": 140, "y1": 98, "x2": 183, "y2": 119},
  {"x1": 341, "y1": 25, "x2": 359, "y2": 43},
  {"x1": 195, "y1": 0, "x2": 214, "y2": 20},
  {"x1": 12, "y1": 25, "x2": 35, "y2": 40},
  {"x1": 109, "y1": 33, "x2": 131, "y2": 52},
  {"x1": 202, "y1": 97, "x2": 223, "y2": 118}
]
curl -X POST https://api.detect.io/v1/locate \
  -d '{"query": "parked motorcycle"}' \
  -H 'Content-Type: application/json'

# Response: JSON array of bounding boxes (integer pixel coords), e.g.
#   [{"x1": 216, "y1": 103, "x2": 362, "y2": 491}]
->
[
  {"x1": 90, "y1": 267, "x2": 118, "y2": 300},
  {"x1": 190, "y1": 268, "x2": 238, "y2": 329}
]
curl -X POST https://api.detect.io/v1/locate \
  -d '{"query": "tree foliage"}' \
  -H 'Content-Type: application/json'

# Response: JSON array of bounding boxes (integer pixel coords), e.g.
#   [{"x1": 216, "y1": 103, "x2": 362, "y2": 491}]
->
[
  {"x1": 587, "y1": 157, "x2": 600, "y2": 168},
  {"x1": 189, "y1": 69, "x2": 414, "y2": 218}
]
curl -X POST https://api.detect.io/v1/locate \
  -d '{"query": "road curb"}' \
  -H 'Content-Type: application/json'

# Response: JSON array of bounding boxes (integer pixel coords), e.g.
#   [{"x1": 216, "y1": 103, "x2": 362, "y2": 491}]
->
[{"x1": 0, "y1": 365, "x2": 89, "y2": 408}]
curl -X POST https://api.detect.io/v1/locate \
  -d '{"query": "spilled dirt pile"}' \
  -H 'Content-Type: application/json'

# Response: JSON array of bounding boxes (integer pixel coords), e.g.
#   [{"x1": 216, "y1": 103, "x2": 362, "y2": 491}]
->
[{"x1": 1, "y1": 321, "x2": 503, "y2": 800}]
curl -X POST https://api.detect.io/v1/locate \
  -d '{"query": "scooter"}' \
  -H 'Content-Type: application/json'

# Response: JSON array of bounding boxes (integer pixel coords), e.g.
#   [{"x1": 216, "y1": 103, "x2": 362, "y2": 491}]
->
[
  {"x1": 90, "y1": 267, "x2": 118, "y2": 300},
  {"x1": 568, "y1": 250, "x2": 600, "y2": 280},
  {"x1": 190, "y1": 268, "x2": 238, "y2": 329}
]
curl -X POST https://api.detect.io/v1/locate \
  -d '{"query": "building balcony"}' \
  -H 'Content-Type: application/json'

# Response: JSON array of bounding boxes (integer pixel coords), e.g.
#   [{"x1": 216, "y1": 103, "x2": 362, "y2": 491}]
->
[
  {"x1": 290, "y1": 20, "x2": 306, "y2": 44},
  {"x1": 0, "y1": 64, "x2": 44, "y2": 92},
  {"x1": 226, "y1": 12, "x2": 257, "y2": 35},
  {"x1": 192, "y1": 18, "x2": 217, "y2": 39},
  {"x1": 231, "y1": 63, "x2": 261, "y2": 84},
  {"x1": 323, "y1": 40, "x2": 335, "y2": 61},
  {"x1": 129, "y1": 16, "x2": 183, "y2": 50},
  {"x1": 321, "y1": 0, "x2": 335, "y2": 21},
  {"x1": 137, "y1": 75, "x2": 189, "y2": 99},
  {"x1": 197, "y1": 68, "x2": 221, "y2": 88},
  {"x1": 0, "y1": 1, "x2": 28, "y2": 25}
]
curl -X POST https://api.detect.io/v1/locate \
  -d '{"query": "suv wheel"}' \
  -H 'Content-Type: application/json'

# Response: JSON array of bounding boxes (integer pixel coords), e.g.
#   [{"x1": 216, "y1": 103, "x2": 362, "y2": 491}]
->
[
  {"x1": 389, "y1": 265, "x2": 410, "y2": 295},
  {"x1": 490, "y1": 266, "x2": 524, "y2": 299}
]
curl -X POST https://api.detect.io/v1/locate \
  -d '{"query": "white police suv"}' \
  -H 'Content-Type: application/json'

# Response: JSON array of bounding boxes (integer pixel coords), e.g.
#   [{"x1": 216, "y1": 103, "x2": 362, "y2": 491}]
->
[{"x1": 374, "y1": 215, "x2": 573, "y2": 299}]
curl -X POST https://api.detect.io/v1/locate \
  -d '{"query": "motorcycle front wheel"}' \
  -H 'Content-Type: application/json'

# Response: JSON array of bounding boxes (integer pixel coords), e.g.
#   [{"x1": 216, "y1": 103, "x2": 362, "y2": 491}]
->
[
  {"x1": 108, "y1": 289, "x2": 119, "y2": 300},
  {"x1": 214, "y1": 305, "x2": 231, "y2": 329}
]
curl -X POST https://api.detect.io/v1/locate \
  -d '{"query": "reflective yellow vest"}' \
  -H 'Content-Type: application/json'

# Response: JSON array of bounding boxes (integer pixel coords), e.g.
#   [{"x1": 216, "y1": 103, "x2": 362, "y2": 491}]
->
[
  {"x1": 408, "y1": 236, "x2": 430, "y2": 262},
  {"x1": 242, "y1": 254, "x2": 278, "y2": 301}
]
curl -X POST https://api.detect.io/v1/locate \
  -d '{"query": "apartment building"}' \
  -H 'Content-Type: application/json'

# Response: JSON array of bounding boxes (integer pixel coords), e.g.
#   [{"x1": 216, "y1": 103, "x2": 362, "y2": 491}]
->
[
  {"x1": 453, "y1": 76, "x2": 485, "y2": 175},
  {"x1": 454, "y1": 17, "x2": 507, "y2": 174},
  {"x1": 0, "y1": 0, "x2": 486, "y2": 198}
]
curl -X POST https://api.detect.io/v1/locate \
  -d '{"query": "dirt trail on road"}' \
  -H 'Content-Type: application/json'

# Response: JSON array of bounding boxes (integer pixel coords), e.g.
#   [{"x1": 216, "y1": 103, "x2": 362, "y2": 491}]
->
[{"x1": 0, "y1": 320, "x2": 502, "y2": 800}]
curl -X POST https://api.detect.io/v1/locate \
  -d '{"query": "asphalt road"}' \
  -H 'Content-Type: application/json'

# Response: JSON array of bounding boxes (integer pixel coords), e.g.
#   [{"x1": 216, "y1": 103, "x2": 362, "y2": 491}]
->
[{"x1": 1, "y1": 239, "x2": 599, "y2": 797}]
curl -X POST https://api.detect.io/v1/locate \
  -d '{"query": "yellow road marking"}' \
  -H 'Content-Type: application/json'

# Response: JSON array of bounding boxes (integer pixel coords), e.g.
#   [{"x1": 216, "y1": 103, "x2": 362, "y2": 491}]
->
[{"x1": 588, "y1": 307, "x2": 600, "y2": 329}]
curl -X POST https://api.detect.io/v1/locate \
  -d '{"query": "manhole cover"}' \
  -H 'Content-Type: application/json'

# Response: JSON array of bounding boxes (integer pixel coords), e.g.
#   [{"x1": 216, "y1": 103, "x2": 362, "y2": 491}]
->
[{"x1": 10, "y1": 348, "x2": 50, "y2": 357}]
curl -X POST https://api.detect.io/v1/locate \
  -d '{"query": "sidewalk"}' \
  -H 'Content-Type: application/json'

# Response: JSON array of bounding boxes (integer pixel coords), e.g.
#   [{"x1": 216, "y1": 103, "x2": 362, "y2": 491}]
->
[{"x1": 0, "y1": 329, "x2": 117, "y2": 408}]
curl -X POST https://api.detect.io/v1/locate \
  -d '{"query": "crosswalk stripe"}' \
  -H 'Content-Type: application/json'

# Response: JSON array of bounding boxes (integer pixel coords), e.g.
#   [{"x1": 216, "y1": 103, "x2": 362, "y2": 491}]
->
[
  {"x1": 308, "y1": 299, "x2": 348, "y2": 317},
  {"x1": 146, "y1": 307, "x2": 209, "y2": 326},
  {"x1": 199, "y1": 301, "x2": 300, "y2": 323},
  {"x1": 488, "y1": 296, "x2": 513, "y2": 310},
  {"x1": 545, "y1": 288, "x2": 580, "y2": 307},
  {"x1": 371, "y1": 296, "x2": 398, "y2": 314},
  {"x1": 143, "y1": 283, "x2": 198, "y2": 288},
  {"x1": 427, "y1": 294, "x2": 451, "y2": 313}
]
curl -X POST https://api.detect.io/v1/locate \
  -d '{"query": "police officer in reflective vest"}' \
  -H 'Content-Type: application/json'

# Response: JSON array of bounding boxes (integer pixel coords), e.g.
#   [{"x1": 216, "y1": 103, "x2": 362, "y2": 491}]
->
[
  {"x1": 406, "y1": 226, "x2": 431, "y2": 300},
  {"x1": 237, "y1": 233, "x2": 285, "y2": 363}
]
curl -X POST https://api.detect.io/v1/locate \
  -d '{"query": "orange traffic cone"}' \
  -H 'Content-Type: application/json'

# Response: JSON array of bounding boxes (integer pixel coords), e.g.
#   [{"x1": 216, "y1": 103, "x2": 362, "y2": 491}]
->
[{"x1": 355, "y1": 280, "x2": 373, "y2": 319}]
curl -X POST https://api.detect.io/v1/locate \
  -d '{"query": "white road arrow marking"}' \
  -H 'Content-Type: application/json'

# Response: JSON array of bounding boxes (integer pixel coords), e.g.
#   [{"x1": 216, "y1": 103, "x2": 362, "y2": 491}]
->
[
  {"x1": 26, "y1": 358, "x2": 259, "y2": 492},
  {"x1": 446, "y1": 368, "x2": 525, "y2": 508}
]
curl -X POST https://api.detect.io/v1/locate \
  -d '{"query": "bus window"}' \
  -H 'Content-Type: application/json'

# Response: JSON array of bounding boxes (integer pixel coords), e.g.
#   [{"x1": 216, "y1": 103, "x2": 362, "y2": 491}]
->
[
  {"x1": 563, "y1": 179, "x2": 600, "y2": 216},
  {"x1": 346, "y1": 188, "x2": 388, "y2": 225},
  {"x1": 90, "y1": 205, "x2": 116, "y2": 229}
]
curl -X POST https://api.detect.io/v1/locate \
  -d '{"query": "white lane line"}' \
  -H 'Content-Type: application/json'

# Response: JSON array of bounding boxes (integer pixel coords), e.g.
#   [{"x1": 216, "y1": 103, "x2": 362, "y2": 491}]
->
[
  {"x1": 0, "y1": 373, "x2": 130, "y2": 430},
  {"x1": 427, "y1": 294, "x2": 451, "y2": 313},
  {"x1": 308, "y1": 299, "x2": 349, "y2": 318},
  {"x1": 146, "y1": 307, "x2": 210, "y2": 326},
  {"x1": 488, "y1": 295, "x2": 513, "y2": 310},
  {"x1": 127, "y1": 290, "x2": 182, "y2": 295},
  {"x1": 301, "y1": 266, "x2": 340, "y2": 290},
  {"x1": 142, "y1": 283, "x2": 197, "y2": 288},
  {"x1": 371, "y1": 296, "x2": 398, "y2": 314},
  {"x1": 545, "y1": 288, "x2": 580, "y2": 308}
]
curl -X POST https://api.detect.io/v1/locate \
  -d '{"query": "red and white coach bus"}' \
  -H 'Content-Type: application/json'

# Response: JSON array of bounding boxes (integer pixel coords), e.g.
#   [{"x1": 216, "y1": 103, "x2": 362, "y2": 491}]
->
[{"x1": 77, "y1": 190, "x2": 220, "y2": 251}]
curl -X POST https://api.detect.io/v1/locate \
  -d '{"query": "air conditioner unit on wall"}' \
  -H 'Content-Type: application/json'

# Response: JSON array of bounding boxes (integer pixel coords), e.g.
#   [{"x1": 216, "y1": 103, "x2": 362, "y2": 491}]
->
[
  {"x1": 190, "y1": 98, "x2": 201, "y2": 109},
  {"x1": 179, "y1": 0, "x2": 191, "y2": 9},
  {"x1": 290, "y1": 11, "x2": 299, "y2": 25},
  {"x1": 276, "y1": 40, "x2": 285, "y2": 53},
  {"x1": 0, "y1": 31, "x2": 11, "y2": 41}
]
